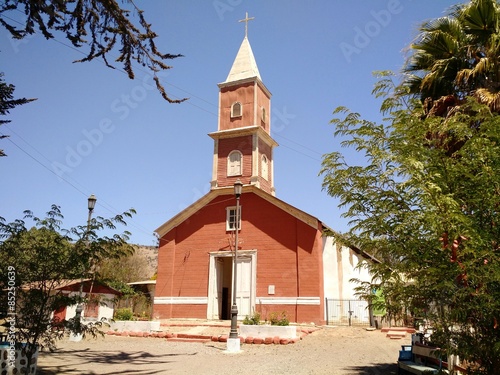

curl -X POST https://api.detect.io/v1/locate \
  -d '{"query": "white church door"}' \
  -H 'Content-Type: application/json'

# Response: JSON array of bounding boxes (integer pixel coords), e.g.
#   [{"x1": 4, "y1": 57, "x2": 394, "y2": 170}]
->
[
  {"x1": 214, "y1": 257, "x2": 224, "y2": 319},
  {"x1": 236, "y1": 256, "x2": 252, "y2": 319},
  {"x1": 207, "y1": 251, "x2": 256, "y2": 320}
]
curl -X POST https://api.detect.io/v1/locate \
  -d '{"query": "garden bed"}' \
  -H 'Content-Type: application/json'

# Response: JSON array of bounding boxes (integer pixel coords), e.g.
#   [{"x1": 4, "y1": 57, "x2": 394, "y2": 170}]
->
[{"x1": 239, "y1": 325, "x2": 297, "y2": 339}]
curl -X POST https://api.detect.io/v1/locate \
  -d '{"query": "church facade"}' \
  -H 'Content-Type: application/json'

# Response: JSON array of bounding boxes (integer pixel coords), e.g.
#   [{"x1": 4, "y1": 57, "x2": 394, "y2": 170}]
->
[{"x1": 153, "y1": 31, "x2": 376, "y2": 325}]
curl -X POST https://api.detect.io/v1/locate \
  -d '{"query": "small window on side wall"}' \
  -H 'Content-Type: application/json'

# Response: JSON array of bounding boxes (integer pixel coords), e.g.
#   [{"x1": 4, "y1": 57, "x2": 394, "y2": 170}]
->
[
  {"x1": 226, "y1": 206, "x2": 241, "y2": 231},
  {"x1": 261, "y1": 107, "x2": 266, "y2": 123},
  {"x1": 227, "y1": 150, "x2": 242, "y2": 176},
  {"x1": 231, "y1": 102, "x2": 242, "y2": 118}
]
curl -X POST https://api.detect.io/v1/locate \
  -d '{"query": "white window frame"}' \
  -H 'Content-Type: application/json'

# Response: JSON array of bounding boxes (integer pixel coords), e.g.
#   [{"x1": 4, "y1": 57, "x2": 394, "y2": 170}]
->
[
  {"x1": 261, "y1": 154, "x2": 268, "y2": 180},
  {"x1": 231, "y1": 102, "x2": 242, "y2": 118},
  {"x1": 227, "y1": 150, "x2": 243, "y2": 176},
  {"x1": 226, "y1": 206, "x2": 242, "y2": 231}
]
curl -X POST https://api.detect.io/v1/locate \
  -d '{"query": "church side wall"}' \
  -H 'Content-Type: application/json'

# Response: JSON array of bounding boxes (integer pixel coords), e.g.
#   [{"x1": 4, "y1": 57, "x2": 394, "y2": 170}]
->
[
  {"x1": 322, "y1": 235, "x2": 373, "y2": 301},
  {"x1": 295, "y1": 223, "x2": 325, "y2": 324},
  {"x1": 154, "y1": 229, "x2": 177, "y2": 319}
]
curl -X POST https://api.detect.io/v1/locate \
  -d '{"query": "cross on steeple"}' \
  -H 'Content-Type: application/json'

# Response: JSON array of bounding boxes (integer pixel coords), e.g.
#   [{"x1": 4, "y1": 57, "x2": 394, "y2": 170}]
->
[{"x1": 239, "y1": 12, "x2": 254, "y2": 38}]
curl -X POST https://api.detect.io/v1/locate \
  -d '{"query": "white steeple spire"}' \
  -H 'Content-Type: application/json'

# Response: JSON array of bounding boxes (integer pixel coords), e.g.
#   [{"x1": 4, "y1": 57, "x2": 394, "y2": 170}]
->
[{"x1": 224, "y1": 13, "x2": 261, "y2": 83}]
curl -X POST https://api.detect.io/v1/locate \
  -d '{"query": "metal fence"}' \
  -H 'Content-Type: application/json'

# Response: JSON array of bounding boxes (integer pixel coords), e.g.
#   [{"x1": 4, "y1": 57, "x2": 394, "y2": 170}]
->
[{"x1": 325, "y1": 298, "x2": 371, "y2": 326}]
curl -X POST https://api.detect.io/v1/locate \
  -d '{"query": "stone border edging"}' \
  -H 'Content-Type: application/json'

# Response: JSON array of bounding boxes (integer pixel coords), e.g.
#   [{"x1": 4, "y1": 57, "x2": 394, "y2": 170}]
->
[{"x1": 105, "y1": 327, "x2": 320, "y2": 345}]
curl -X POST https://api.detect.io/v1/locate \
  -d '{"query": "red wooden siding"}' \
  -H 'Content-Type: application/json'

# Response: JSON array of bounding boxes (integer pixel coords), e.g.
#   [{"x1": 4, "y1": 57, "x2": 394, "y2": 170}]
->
[
  {"x1": 257, "y1": 138, "x2": 273, "y2": 192},
  {"x1": 217, "y1": 135, "x2": 253, "y2": 187},
  {"x1": 154, "y1": 192, "x2": 324, "y2": 324},
  {"x1": 220, "y1": 83, "x2": 255, "y2": 130}
]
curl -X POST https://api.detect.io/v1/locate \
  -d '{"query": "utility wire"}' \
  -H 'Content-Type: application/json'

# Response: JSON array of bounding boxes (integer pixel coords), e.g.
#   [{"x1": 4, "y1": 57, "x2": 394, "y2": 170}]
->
[{"x1": 1, "y1": 8, "x2": 325, "y2": 242}]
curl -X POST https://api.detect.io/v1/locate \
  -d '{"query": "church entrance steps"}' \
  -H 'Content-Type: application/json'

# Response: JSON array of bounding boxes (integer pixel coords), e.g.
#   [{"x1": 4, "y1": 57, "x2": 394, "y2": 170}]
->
[
  {"x1": 381, "y1": 327, "x2": 416, "y2": 333},
  {"x1": 380, "y1": 326, "x2": 416, "y2": 339},
  {"x1": 386, "y1": 331, "x2": 406, "y2": 339}
]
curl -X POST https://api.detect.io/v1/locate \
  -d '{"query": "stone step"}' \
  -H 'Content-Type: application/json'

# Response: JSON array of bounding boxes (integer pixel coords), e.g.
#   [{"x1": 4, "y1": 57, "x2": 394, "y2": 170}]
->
[
  {"x1": 175, "y1": 333, "x2": 213, "y2": 340},
  {"x1": 167, "y1": 337, "x2": 212, "y2": 343},
  {"x1": 381, "y1": 327, "x2": 416, "y2": 334},
  {"x1": 386, "y1": 330, "x2": 407, "y2": 339}
]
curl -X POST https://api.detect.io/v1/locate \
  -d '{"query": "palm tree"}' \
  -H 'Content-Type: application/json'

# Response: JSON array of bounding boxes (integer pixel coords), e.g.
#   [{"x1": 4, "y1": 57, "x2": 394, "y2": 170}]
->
[{"x1": 402, "y1": 0, "x2": 500, "y2": 114}]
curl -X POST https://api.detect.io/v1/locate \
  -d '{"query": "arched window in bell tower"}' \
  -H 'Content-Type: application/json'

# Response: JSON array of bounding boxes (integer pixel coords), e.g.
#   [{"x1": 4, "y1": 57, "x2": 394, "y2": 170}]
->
[
  {"x1": 227, "y1": 150, "x2": 242, "y2": 176},
  {"x1": 231, "y1": 102, "x2": 242, "y2": 118}
]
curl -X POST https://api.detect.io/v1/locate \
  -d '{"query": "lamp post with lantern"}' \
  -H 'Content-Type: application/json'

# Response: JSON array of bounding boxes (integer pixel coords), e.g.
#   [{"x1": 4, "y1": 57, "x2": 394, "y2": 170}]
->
[
  {"x1": 71, "y1": 194, "x2": 96, "y2": 341},
  {"x1": 227, "y1": 180, "x2": 243, "y2": 352}
]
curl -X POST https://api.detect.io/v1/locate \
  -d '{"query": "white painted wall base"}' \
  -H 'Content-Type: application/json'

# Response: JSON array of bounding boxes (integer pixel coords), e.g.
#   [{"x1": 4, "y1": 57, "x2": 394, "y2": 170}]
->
[
  {"x1": 110, "y1": 321, "x2": 161, "y2": 333},
  {"x1": 239, "y1": 325, "x2": 297, "y2": 339}
]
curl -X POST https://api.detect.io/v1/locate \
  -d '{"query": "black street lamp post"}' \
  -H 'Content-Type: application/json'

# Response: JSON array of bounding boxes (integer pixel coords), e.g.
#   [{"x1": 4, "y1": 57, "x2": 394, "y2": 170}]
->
[
  {"x1": 74, "y1": 194, "x2": 97, "y2": 322},
  {"x1": 229, "y1": 180, "x2": 243, "y2": 344}
]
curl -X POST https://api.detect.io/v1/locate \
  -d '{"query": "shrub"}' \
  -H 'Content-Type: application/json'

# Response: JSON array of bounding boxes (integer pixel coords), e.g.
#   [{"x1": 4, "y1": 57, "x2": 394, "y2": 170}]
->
[
  {"x1": 114, "y1": 308, "x2": 134, "y2": 321},
  {"x1": 268, "y1": 311, "x2": 289, "y2": 326},
  {"x1": 242, "y1": 311, "x2": 261, "y2": 325}
]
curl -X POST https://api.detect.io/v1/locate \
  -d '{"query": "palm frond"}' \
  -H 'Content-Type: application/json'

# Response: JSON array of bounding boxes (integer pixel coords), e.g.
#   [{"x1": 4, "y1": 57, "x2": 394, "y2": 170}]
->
[{"x1": 474, "y1": 88, "x2": 500, "y2": 112}]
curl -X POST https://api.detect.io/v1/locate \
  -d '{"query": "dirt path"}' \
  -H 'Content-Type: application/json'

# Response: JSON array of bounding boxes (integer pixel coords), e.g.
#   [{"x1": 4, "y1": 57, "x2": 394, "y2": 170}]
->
[{"x1": 37, "y1": 326, "x2": 406, "y2": 374}]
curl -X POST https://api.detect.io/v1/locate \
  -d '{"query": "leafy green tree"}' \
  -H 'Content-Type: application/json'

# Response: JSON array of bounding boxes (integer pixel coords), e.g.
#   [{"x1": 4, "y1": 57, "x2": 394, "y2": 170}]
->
[
  {"x1": 322, "y1": 68, "x2": 500, "y2": 373},
  {"x1": 98, "y1": 248, "x2": 151, "y2": 288},
  {"x1": 97, "y1": 248, "x2": 152, "y2": 315},
  {"x1": 0, "y1": 205, "x2": 135, "y2": 371},
  {"x1": 323, "y1": 3, "x2": 500, "y2": 370}
]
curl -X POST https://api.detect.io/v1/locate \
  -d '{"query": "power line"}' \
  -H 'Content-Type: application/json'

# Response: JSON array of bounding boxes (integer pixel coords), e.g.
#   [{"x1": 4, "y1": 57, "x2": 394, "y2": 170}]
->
[
  {"x1": 1, "y1": 8, "x2": 327, "y2": 243},
  {"x1": 3, "y1": 123, "x2": 157, "y2": 240},
  {"x1": 1, "y1": 132, "x2": 88, "y2": 197}
]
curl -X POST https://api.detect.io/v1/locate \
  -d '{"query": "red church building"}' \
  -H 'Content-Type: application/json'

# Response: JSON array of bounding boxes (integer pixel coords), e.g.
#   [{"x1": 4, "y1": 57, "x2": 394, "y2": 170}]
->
[{"x1": 153, "y1": 29, "x2": 375, "y2": 325}]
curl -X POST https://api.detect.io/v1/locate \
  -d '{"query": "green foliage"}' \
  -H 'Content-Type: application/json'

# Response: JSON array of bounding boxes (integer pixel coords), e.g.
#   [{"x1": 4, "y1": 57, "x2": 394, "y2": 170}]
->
[
  {"x1": 97, "y1": 248, "x2": 154, "y2": 317},
  {"x1": 0, "y1": 72, "x2": 35, "y2": 125},
  {"x1": 268, "y1": 311, "x2": 289, "y2": 326},
  {"x1": 0, "y1": 205, "x2": 135, "y2": 369},
  {"x1": 329, "y1": 12, "x2": 500, "y2": 372},
  {"x1": 0, "y1": 72, "x2": 35, "y2": 156},
  {"x1": 243, "y1": 311, "x2": 289, "y2": 326},
  {"x1": 98, "y1": 249, "x2": 151, "y2": 289},
  {"x1": 114, "y1": 308, "x2": 134, "y2": 321},
  {"x1": 400, "y1": 0, "x2": 500, "y2": 114},
  {"x1": 322, "y1": 92, "x2": 500, "y2": 373},
  {"x1": 322, "y1": 4, "x2": 500, "y2": 367},
  {"x1": 242, "y1": 311, "x2": 261, "y2": 325},
  {"x1": 105, "y1": 280, "x2": 137, "y2": 298}
]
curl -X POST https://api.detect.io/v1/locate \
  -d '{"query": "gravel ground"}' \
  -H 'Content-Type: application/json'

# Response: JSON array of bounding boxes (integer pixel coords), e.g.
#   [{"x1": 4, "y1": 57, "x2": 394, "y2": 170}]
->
[{"x1": 37, "y1": 326, "x2": 406, "y2": 375}]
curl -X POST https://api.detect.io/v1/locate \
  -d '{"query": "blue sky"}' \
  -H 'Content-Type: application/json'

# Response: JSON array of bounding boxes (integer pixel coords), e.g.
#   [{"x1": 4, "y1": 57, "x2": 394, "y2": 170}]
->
[{"x1": 1, "y1": 1, "x2": 461, "y2": 246}]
